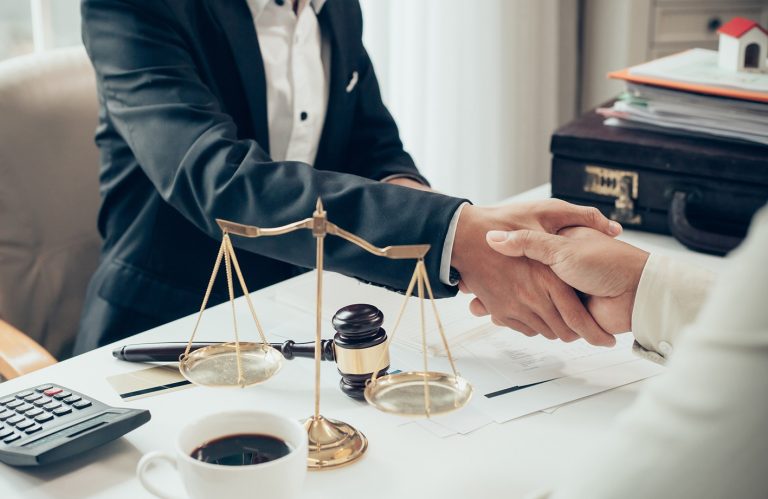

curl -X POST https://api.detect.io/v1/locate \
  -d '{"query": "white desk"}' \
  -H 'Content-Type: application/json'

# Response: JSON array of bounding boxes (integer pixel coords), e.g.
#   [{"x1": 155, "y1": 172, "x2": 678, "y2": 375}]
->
[{"x1": 0, "y1": 184, "x2": 723, "y2": 499}]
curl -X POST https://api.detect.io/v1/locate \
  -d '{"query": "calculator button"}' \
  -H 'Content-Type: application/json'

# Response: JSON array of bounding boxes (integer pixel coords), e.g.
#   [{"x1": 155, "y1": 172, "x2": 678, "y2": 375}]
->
[
  {"x1": 15, "y1": 391, "x2": 33, "y2": 399},
  {"x1": 0, "y1": 397, "x2": 15, "y2": 406},
  {"x1": 42, "y1": 401, "x2": 61, "y2": 411},
  {"x1": 25, "y1": 424, "x2": 42, "y2": 435},
  {"x1": 25, "y1": 408, "x2": 44, "y2": 418},
  {"x1": 3, "y1": 433, "x2": 21, "y2": 444},
  {"x1": 0, "y1": 428, "x2": 13, "y2": 439},
  {"x1": 53, "y1": 392, "x2": 72, "y2": 400},
  {"x1": 33, "y1": 396, "x2": 53, "y2": 407},
  {"x1": 34, "y1": 385, "x2": 53, "y2": 393},
  {"x1": 52, "y1": 406, "x2": 72, "y2": 416},
  {"x1": 16, "y1": 420, "x2": 35, "y2": 431},
  {"x1": 24, "y1": 392, "x2": 43, "y2": 402},
  {"x1": 34, "y1": 413, "x2": 54, "y2": 424},
  {"x1": 6, "y1": 415, "x2": 24, "y2": 426},
  {"x1": 16, "y1": 404, "x2": 34, "y2": 413},
  {"x1": 0, "y1": 410, "x2": 15, "y2": 421},
  {"x1": 73, "y1": 400, "x2": 92, "y2": 410},
  {"x1": 43, "y1": 388, "x2": 63, "y2": 397},
  {"x1": 5, "y1": 400, "x2": 24, "y2": 410},
  {"x1": 62, "y1": 395, "x2": 81, "y2": 404}
]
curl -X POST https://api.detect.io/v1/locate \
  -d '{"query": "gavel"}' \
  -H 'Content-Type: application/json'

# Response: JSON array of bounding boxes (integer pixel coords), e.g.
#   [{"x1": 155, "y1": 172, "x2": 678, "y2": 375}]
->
[{"x1": 112, "y1": 304, "x2": 390, "y2": 400}]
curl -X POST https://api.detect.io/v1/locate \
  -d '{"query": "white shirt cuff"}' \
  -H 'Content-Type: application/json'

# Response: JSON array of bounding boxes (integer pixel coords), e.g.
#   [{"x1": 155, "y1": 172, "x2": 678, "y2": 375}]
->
[
  {"x1": 440, "y1": 202, "x2": 469, "y2": 286},
  {"x1": 631, "y1": 253, "x2": 715, "y2": 360}
]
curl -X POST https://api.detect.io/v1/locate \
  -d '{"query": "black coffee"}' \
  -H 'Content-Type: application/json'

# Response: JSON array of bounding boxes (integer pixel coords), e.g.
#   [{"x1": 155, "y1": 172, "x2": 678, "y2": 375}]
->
[{"x1": 190, "y1": 433, "x2": 291, "y2": 466}]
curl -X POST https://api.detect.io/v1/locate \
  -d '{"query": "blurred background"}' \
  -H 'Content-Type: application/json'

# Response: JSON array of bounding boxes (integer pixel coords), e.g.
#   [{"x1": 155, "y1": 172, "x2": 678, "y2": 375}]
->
[{"x1": 1, "y1": 0, "x2": 763, "y2": 204}]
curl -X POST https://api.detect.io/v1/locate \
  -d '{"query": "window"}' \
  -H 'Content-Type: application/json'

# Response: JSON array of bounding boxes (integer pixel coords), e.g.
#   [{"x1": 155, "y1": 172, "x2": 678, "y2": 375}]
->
[{"x1": 0, "y1": 0, "x2": 81, "y2": 62}]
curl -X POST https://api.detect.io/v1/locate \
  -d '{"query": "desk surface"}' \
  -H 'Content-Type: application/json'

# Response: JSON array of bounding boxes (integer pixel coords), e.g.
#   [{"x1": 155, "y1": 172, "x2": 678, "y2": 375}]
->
[{"x1": 0, "y1": 184, "x2": 723, "y2": 499}]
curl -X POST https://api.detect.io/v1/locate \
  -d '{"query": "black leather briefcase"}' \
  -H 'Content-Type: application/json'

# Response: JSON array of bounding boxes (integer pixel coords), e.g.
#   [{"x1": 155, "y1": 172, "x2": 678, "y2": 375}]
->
[{"x1": 550, "y1": 107, "x2": 768, "y2": 255}]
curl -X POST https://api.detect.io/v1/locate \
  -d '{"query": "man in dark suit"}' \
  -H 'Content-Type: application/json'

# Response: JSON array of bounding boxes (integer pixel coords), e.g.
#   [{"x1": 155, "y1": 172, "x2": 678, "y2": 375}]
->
[{"x1": 75, "y1": 0, "x2": 619, "y2": 353}]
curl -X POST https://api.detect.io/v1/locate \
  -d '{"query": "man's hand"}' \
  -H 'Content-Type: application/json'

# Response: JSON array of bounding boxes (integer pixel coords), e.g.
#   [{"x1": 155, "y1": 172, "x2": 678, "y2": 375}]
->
[
  {"x1": 452, "y1": 200, "x2": 623, "y2": 346},
  {"x1": 484, "y1": 226, "x2": 649, "y2": 335}
]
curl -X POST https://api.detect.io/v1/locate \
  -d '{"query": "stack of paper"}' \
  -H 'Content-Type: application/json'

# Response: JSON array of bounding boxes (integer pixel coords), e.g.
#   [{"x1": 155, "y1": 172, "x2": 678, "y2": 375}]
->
[
  {"x1": 376, "y1": 328, "x2": 664, "y2": 437},
  {"x1": 603, "y1": 49, "x2": 768, "y2": 145}
]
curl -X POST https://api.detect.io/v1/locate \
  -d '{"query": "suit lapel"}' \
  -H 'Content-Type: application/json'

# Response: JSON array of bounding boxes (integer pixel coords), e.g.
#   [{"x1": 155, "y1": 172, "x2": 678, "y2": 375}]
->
[
  {"x1": 315, "y1": 3, "x2": 350, "y2": 170},
  {"x1": 204, "y1": 0, "x2": 270, "y2": 154}
]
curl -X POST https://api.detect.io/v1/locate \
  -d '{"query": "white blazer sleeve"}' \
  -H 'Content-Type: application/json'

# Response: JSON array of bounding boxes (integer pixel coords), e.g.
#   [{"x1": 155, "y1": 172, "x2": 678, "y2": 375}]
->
[
  {"x1": 538, "y1": 205, "x2": 768, "y2": 499},
  {"x1": 630, "y1": 253, "x2": 715, "y2": 363}
]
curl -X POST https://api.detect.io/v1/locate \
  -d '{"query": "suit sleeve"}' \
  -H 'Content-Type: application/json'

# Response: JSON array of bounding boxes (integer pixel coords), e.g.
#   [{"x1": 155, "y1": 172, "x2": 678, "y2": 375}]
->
[{"x1": 81, "y1": 0, "x2": 465, "y2": 297}]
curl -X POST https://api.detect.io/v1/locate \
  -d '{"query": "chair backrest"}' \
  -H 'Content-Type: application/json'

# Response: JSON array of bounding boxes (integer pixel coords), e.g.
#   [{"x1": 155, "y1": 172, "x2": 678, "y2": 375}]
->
[{"x1": 0, "y1": 46, "x2": 100, "y2": 359}]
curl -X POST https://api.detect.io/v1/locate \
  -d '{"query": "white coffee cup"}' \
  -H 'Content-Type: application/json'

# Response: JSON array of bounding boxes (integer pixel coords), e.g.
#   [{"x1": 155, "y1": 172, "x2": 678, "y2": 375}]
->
[{"x1": 137, "y1": 410, "x2": 308, "y2": 499}]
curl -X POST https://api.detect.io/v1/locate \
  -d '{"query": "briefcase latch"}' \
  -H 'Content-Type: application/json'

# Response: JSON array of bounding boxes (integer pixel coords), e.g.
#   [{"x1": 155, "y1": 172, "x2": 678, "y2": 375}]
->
[{"x1": 583, "y1": 166, "x2": 641, "y2": 225}]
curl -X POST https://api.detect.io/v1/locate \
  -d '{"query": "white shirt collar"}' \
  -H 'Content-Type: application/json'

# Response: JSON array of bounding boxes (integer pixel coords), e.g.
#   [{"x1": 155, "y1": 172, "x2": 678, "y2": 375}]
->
[{"x1": 248, "y1": 0, "x2": 327, "y2": 20}]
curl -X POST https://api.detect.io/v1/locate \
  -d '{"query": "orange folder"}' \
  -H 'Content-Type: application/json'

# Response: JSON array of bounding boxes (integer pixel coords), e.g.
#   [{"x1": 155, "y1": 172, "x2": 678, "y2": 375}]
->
[{"x1": 608, "y1": 67, "x2": 768, "y2": 104}]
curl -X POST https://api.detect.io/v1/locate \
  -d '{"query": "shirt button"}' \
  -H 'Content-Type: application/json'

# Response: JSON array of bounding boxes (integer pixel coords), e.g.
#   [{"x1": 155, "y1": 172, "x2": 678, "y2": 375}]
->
[
  {"x1": 275, "y1": 0, "x2": 285, "y2": 5},
  {"x1": 658, "y1": 341, "x2": 673, "y2": 357},
  {"x1": 300, "y1": 111, "x2": 308, "y2": 121}
]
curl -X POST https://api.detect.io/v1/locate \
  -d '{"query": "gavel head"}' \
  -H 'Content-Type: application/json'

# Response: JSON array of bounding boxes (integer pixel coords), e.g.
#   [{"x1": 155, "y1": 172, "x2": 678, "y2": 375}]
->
[{"x1": 331, "y1": 304, "x2": 389, "y2": 400}]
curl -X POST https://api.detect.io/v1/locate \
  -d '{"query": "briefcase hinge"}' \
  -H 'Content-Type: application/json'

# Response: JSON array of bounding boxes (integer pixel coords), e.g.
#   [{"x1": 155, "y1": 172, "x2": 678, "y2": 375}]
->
[{"x1": 583, "y1": 166, "x2": 641, "y2": 225}]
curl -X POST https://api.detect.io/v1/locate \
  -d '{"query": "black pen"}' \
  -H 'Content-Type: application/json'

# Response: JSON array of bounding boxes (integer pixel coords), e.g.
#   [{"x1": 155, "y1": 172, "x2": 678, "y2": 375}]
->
[{"x1": 112, "y1": 340, "x2": 335, "y2": 363}]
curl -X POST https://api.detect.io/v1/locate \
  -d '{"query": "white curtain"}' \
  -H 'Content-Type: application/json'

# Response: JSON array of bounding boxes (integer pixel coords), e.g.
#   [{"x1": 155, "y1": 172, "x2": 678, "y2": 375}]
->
[{"x1": 360, "y1": 0, "x2": 579, "y2": 205}]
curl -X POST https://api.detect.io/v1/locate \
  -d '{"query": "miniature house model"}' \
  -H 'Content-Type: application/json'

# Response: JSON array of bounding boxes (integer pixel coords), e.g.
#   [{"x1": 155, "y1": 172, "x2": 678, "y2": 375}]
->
[{"x1": 718, "y1": 17, "x2": 767, "y2": 73}]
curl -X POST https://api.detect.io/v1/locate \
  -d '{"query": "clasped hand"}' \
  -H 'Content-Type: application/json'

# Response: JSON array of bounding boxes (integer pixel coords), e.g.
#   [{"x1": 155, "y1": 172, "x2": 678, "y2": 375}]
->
[{"x1": 452, "y1": 200, "x2": 649, "y2": 346}]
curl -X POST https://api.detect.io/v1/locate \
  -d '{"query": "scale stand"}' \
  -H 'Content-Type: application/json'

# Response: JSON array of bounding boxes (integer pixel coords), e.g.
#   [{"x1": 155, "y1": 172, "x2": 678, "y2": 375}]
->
[{"x1": 178, "y1": 199, "x2": 472, "y2": 470}]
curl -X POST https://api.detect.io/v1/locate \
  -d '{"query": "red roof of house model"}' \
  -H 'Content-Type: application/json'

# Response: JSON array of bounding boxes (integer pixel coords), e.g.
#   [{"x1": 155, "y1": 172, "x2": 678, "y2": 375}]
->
[{"x1": 717, "y1": 17, "x2": 768, "y2": 38}]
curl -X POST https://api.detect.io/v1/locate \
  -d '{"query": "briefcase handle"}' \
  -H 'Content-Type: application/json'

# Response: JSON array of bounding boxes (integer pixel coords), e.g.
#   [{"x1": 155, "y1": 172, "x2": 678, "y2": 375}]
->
[{"x1": 668, "y1": 191, "x2": 742, "y2": 256}]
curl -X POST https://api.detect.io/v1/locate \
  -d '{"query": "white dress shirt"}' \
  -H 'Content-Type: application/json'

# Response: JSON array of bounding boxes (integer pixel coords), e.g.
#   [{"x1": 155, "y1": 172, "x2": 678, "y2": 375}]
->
[
  {"x1": 532, "y1": 205, "x2": 768, "y2": 498},
  {"x1": 247, "y1": 0, "x2": 328, "y2": 165},
  {"x1": 246, "y1": 0, "x2": 460, "y2": 285}
]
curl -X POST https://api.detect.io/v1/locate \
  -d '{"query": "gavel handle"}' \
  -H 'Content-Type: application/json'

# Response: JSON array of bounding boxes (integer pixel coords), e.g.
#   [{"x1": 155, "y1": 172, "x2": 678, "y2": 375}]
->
[
  {"x1": 112, "y1": 340, "x2": 335, "y2": 363},
  {"x1": 279, "y1": 339, "x2": 335, "y2": 361}
]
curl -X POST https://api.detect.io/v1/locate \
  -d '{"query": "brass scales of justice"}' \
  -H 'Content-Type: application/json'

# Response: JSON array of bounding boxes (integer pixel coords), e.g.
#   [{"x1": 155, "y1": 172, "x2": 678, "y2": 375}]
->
[{"x1": 178, "y1": 199, "x2": 473, "y2": 469}]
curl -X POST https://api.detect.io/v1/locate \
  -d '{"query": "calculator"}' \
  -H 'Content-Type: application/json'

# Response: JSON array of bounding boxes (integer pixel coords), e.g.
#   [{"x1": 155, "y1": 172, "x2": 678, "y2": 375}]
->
[{"x1": 0, "y1": 383, "x2": 150, "y2": 466}]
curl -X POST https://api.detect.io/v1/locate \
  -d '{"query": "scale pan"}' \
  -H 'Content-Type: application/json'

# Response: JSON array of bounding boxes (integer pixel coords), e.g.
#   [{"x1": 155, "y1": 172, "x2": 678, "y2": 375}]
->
[
  {"x1": 179, "y1": 342, "x2": 283, "y2": 387},
  {"x1": 364, "y1": 371, "x2": 472, "y2": 417}
]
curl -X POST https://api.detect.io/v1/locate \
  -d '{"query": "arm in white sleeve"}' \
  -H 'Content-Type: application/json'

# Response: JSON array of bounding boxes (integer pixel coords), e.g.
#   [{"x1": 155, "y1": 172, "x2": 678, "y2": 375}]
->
[
  {"x1": 535, "y1": 206, "x2": 768, "y2": 499},
  {"x1": 630, "y1": 252, "x2": 715, "y2": 363}
]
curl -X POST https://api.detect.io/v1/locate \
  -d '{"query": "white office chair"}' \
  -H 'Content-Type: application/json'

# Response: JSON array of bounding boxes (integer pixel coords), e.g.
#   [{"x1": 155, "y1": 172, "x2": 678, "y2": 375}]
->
[{"x1": 0, "y1": 46, "x2": 101, "y2": 367}]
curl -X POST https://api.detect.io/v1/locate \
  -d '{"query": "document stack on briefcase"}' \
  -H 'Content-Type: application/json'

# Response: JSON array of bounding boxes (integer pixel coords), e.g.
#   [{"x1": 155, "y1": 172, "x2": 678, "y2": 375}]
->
[
  {"x1": 551, "y1": 40, "x2": 768, "y2": 256},
  {"x1": 550, "y1": 109, "x2": 768, "y2": 256}
]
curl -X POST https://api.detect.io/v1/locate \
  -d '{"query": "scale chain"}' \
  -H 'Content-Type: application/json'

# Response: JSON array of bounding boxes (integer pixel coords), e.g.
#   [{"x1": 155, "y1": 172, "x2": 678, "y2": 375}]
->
[
  {"x1": 183, "y1": 238, "x2": 226, "y2": 359},
  {"x1": 224, "y1": 236, "x2": 270, "y2": 347},
  {"x1": 223, "y1": 234, "x2": 245, "y2": 386}
]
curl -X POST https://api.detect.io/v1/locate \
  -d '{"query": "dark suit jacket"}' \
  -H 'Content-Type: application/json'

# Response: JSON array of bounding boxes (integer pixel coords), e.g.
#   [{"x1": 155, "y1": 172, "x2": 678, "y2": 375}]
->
[{"x1": 75, "y1": 0, "x2": 466, "y2": 353}]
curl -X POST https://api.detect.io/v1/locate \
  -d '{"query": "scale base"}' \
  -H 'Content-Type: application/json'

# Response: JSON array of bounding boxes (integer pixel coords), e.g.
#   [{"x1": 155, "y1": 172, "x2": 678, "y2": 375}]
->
[{"x1": 302, "y1": 415, "x2": 367, "y2": 470}]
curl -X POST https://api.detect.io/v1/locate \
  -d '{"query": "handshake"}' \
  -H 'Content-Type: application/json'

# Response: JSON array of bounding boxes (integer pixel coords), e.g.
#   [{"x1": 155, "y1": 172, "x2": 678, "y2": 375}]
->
[{"x1": 451, "y1": 200, "x2": 649, "y2": 346}]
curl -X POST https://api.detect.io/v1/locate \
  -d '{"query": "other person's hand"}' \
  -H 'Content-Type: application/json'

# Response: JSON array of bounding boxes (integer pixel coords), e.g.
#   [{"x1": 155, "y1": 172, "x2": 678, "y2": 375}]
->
[
  {"x1": 451, "y1": 200, "x2": 623, "y2": 346},
  {"x1": 484, "y1": 226, "x2": 649, "y2": 336}
]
